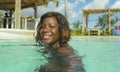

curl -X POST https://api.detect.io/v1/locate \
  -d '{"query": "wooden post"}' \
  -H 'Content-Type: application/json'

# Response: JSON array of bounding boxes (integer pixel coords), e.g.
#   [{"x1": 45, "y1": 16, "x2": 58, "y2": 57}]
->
[
  {"x1": 9, "y1": 10, "x2": 13, "y2": 29},
  {"x1": 65, "y1": 0, "x2": 68, "y2": 19},
  {"x1": 86, "y1": 14, "x2": 88, "y2": 29},
  {"x1": 11, "y1": 18, "x2": 14, "y2": 29},
  {"x1": 33, "y1": 5, "x2": 37, "y2": 18},
  {"x1": 15, "y1": 0, "x2": 21, "y2": 29},
  {"x1": 24, "y1": 17, "x2": 27, "y2": 30},
  {"x1": 6, "y1": 19, "x2": 9, "y2": 29},
  {"x1": 82, "y1": 11, "x2": 85, "y2": 35},
  {"x1": 108, "y1": 8, "x2": 111, "y2": 35}
]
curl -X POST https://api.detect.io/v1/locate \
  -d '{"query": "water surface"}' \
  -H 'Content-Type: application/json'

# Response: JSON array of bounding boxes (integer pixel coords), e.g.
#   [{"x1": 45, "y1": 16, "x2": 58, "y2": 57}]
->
[{"x1": 0, "y1": 37, "x2": 120, "y2": 72}]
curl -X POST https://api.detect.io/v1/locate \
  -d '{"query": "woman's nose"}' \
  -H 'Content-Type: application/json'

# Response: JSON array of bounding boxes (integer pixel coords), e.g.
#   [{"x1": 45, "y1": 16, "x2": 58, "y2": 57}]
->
[{"x1": 43, "y1": 26, "x2": 49, "y2": 32}]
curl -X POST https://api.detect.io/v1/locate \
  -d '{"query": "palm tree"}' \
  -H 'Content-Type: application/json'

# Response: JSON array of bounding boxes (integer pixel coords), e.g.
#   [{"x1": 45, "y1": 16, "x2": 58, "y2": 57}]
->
[
  {"x1": 111, "y1": 16, "x2": 118, "y2": 27},
  {"x1": 49, "y1": 0, "x2": 68, "y2": 18},
  {"x1": 73, "y1": 20, "x2": 81, "y2": 35},
  {"x1": 49, "y1": 0, "x2": 59, "y2": 6},
  {"x1": 95, "y1": 15, "x2": 107, "y2": 30},
  {"x1": 95, "y1": 13, "x2": 118, "y2": 33}
]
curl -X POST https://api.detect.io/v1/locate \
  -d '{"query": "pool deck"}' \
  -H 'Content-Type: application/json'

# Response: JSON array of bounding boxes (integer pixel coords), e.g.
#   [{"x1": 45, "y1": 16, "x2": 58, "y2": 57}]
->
[
  {"x1": 71, "y1": 35, "x2": 120, "y2": 39},
  {"x1": 0, "y1": 28, "x2": 120, "y2": 39},
  {"x1": 0, "y1": 28, "x2": 35, "y2": 39}
]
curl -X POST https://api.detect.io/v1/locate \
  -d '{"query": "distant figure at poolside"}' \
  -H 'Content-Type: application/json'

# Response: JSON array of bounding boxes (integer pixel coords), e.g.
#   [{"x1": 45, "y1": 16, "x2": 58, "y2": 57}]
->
[
  {"x1": 35, "y1": 12, "x2": 85, "y2": 72},
  {"x1": 3, "y1": 12, "x2": 12, "y2": 28},
  {"x1": 3, "y1": 13, "x2": 9, "y2": 28}
]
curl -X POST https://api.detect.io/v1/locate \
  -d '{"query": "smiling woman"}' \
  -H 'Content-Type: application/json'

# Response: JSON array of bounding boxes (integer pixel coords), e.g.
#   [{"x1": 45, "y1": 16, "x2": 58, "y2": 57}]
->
[
  {"x1": 39, "y1": 17, "x2": 59, "y2": 45},
  {"x1": 35, "y1": 12, "x2": 85, "y2": 72}
]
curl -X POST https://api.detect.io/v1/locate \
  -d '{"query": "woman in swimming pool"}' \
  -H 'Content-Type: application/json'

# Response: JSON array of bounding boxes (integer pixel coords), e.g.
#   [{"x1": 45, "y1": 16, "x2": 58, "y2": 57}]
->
[{"x1": 35, "y1": 12, "x2": 85, "y2": 72}]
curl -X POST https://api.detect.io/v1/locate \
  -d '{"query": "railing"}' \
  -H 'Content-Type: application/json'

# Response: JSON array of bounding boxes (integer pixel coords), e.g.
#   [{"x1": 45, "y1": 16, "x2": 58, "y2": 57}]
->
[
  {"x1": 0, "y1": 16, "x2": 38, "y2": 30},
  {"x1": 86, "y1": 28, "x2": 101, "y2": 36},
  {"x1": 0, "y1": 17, "x2": 14, "y2": 29}
]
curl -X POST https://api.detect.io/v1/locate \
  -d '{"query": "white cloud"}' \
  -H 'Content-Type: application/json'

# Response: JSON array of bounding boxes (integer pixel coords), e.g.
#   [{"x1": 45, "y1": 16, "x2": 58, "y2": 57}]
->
[
  {"x1": 70, "y1": 11, "x2": 78, "y2": 18},
  {"x1": 83, "y1": 0, "x2": 109, "y2": 10},
  {"x1": 79, "y1": 10, "x2": 82, "y2": 14},
  {"x1": 21, "y1": 8, "x2": 34, "y2": 16},
  {"x1": 55, "y1": 1, "x2": 75, "y2": 12},
  {"x1": 21, "y1": 1, "x2": 57, "y2": 17},
  {"x1": 67, "y1": 1, "x2": 80, "y2": 19},
  {"x1": 75, "y1": 0, "x2": 85, "y2": 5},
  {"x1": 55, "y1": 3, "x2": 64, "y2": 12},
  {"x1": 67, "y1": 0, "x2": 86, "y2": 20},
  {"x1": 37, "y1": 2, "x2": 56, "y2": 17},
  {"x1": 21, "y1": 0, "x2": 84, "y2": 21},
  {"x1": 55, "y1": 0, "x2": 79, "y2": 19},
  {"x1": 111, "y1": 0, "x2": 120, "y2": 8}
]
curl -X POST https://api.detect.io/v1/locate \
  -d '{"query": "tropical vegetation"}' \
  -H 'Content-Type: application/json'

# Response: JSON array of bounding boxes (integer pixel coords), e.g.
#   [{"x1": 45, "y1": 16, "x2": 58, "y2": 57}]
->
[
  {"x1": 71, "y1": 20, "x2": 82, "y2": 35},
  {"x1": 94, "y1": 13, "x2": 119, "y2": 35},
  {"x1": 0, "y1": 11, "x2": 3, "y2": 18}
]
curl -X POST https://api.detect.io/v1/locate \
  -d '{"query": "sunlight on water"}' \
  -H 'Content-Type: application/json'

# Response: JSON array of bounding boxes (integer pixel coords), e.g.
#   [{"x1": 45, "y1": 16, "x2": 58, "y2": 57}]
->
[{"x1": 0, "y1": 38, "x2": 120, "y2": 72}]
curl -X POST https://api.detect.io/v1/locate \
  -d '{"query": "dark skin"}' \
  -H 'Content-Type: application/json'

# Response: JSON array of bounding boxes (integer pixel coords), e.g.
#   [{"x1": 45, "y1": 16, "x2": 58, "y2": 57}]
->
[
  {"x1": 40, "y1": 44, "x2": 83, "y2": 72},
  {"x1": 39, "y1": 17, "x2": 74, "y2": 57},
  {"x1": 39, "y1": 17, "x2": 73, "y2": 71},
  {"x1": 37, "y1": 16, "x2": 85, "y2": 72},
  {"x1": 39, "y1": 17, "x2": 60, "y2": 49}
]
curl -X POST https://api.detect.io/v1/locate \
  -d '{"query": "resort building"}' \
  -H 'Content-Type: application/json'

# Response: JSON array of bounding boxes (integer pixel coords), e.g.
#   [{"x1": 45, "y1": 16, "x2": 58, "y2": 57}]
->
[{"x1": 0, "y1": 0, "x2": 48, "y2": 30}]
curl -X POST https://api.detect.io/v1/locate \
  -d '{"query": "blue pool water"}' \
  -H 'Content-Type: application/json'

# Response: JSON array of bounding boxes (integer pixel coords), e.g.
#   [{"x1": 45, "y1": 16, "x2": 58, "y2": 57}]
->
[{"x1": 0, "y1": 37, "x2": 120, "y2": 72}]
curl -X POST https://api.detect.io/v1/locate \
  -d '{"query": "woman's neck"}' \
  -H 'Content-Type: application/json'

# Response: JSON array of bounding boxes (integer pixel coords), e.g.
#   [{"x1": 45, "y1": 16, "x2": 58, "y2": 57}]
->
[{"x1": 49, "y1": 41, "x2": 60, "y2": 50}]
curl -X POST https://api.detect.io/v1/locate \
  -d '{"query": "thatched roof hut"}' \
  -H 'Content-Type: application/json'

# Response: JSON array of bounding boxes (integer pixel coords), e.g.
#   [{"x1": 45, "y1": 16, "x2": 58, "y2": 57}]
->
[
  {"x1": 0, "y1": 0, "x2": 48, "y2": 10},
  {"x1": 83, "y1": 8, "x2": 120, "y2": 14},
  {"x1": 0, "y1": 0, "x2": 48, "y2": 29}
]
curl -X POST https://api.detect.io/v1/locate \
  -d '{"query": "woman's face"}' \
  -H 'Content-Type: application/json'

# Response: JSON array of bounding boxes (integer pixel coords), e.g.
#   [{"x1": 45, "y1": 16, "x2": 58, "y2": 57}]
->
[{"x1": 39, "y1": 17, "x2": 59, "y2": 46}]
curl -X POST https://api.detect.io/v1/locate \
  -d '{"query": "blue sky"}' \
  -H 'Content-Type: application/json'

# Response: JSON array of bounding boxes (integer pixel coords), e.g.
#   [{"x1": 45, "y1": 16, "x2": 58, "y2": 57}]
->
[{"x1": 21, "y1": 0, "x2": 120, "y2": 28}]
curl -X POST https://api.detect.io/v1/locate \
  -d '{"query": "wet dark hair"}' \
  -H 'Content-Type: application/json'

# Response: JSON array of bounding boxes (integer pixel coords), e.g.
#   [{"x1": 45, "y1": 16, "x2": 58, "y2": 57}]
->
[{"x1": 35, "y1": 12, "x2": 71, "y2": 46}]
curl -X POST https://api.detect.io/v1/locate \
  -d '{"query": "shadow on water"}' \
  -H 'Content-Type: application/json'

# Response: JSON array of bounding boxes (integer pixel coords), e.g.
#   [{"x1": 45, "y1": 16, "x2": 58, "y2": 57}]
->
[{"x1": 33, "y1": 45, "x2": 85, "y2": 72}]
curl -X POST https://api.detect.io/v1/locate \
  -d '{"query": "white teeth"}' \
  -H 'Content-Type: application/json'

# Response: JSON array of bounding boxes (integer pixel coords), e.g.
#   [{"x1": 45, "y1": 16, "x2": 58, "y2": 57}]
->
[
  {"x1": 43, "y1": 32, "x2": 52, "y2": 39},
  {"x1": 46, "y1": 32, "x2": 52, "y2": 35},
  {"x1": 44, "y1": 36, "x2": 49, "y2": 38},
  {"x1": 43, "y1": 35, "x2": 50, "y2": 39}
]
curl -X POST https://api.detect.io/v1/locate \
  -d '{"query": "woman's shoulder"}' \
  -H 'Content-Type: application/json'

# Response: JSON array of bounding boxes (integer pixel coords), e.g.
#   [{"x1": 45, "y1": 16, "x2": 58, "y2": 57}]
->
[{"x1": 57, "y1": 44, "x2": 74, "y2": 57}]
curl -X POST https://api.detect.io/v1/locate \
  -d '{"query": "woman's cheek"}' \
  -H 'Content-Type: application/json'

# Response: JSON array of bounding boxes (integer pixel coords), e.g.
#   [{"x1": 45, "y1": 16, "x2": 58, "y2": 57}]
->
[{"x1": 39, "y1": 30, "x2": 43, "y2": 38}]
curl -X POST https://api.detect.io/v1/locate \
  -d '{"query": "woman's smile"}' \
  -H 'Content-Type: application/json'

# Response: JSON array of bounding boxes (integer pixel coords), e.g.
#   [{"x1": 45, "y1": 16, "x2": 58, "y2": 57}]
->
[
  {"x1": 40, "y1": 17, "x2": 59, "y2": 45},
  {"x1": 42, "y1": 32, "x2": 52, "y2": 40}
]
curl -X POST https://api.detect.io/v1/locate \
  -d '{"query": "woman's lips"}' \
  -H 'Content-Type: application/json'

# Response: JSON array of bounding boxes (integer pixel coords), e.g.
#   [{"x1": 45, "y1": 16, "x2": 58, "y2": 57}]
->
[
  {"x1": 43, "y1": 35, "x2": 51, "y2": 40},
  {"x1": 42, "y1": 32, "x2": 52, "y2": 40}
]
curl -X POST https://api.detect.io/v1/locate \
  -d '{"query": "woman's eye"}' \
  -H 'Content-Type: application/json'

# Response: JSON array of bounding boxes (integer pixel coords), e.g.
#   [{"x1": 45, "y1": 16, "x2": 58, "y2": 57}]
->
[
  {"x1": 40, "y1": 25, "x2": 44, "y2": 28},
  {"x1": 49, "y1": 24, "x2": 55, "y2": 28},
  {"x1": 50, "y1": 25, "x2": 55, "y2": 28}
]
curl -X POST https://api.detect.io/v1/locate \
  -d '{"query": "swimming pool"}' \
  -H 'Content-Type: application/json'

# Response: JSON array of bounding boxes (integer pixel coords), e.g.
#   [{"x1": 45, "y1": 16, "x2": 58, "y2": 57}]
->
[{"x1": 0, "y1": 37, "x2": 120, "y2": 72}]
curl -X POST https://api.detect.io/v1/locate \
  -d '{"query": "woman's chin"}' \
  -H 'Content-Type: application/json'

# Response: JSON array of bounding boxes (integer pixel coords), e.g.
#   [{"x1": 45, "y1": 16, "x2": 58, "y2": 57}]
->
[{"x1": 43, "y1": 41, "x2": 51, "y2": 45}]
